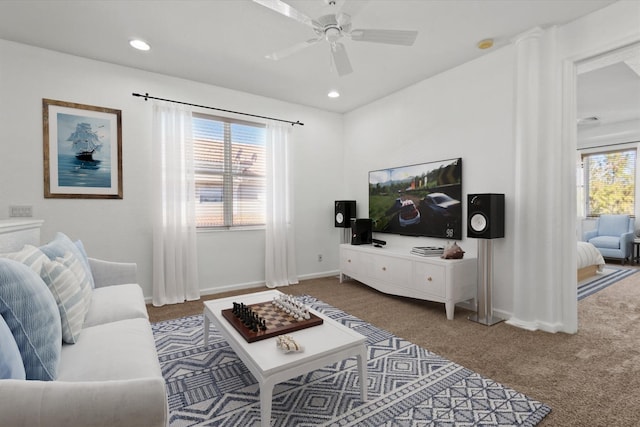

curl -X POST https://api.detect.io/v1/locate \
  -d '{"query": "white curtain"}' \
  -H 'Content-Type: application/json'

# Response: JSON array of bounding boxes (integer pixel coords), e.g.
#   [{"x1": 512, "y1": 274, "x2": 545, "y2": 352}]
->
[
  {"x1": 265, "y1": 122, "x2": 298, "y2": 288},
  {"x1": 151, "y1": 102, "x2": 200, "y2": 306}
]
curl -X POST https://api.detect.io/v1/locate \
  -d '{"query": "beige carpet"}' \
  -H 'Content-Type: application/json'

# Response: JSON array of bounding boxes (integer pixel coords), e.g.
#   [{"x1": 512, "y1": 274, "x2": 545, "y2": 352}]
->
[{"x1": 147, "y1": 269, "x2": 640, "y2": 426}]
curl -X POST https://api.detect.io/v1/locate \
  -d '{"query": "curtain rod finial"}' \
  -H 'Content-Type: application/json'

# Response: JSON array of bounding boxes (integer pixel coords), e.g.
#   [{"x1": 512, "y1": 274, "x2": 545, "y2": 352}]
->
[{"x1": 131, "y1": 92, "x2": 149, "y2": 101}]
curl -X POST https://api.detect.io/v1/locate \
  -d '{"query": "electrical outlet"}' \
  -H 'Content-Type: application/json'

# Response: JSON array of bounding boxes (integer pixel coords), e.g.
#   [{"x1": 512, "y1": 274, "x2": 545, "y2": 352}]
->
[
  {"x1": 9, "y1": 205, "x2": 33, "y2": 217},
  {"x1": 317, "y1": 254, "x2": 323, "y2": 262}
]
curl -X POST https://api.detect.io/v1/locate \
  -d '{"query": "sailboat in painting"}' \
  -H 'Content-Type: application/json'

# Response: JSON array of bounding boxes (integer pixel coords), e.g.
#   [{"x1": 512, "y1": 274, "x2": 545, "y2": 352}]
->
[{"x1": 67, "y1": 122, "x2": 102, "y2": 162}]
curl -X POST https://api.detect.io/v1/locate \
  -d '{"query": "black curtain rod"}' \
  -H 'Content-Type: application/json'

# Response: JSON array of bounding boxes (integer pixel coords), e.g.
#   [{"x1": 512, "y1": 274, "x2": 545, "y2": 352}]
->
[{"x1": 132, "y1": 92, "x2": 304, "y2": 126}]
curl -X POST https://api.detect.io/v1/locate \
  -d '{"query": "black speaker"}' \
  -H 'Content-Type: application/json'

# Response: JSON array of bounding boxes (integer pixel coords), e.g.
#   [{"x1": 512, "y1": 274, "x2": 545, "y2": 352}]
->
[
  {"x1": 467, "y1": 194, "x2": 505, "y2": 239},
  {"x1": 335, "y1": 200, "x2": 356, "y2": 228},
  {"x1": 351, "y1": 218, "x2": 372, "y2": 245}
]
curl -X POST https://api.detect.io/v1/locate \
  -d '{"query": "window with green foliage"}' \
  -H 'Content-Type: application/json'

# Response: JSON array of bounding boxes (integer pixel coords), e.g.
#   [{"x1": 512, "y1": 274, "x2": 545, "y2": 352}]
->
[
  {"x1": 193, "y1": 113, "x2": 266, "y2": 228},
  {"x1": 580, "y1": 148, "x2": 636, "y2": 217}
]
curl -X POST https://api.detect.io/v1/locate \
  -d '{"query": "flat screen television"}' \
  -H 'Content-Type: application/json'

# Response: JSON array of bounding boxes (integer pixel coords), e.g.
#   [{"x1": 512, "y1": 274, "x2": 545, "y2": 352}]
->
[{"x1": 368, "y1": 157, "x2": 463, "y2": 240}]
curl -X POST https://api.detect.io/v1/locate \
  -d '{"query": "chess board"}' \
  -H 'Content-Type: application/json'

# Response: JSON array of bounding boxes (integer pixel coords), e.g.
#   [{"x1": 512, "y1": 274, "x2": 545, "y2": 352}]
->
[{"x1": 221, "y1": 300, "x2": 323, "y2": 343}]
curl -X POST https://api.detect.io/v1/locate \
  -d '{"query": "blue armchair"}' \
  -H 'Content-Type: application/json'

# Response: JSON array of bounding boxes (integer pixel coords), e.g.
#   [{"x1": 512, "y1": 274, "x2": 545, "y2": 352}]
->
[{"x1": 583, "y1": 214, "x2": 635, "y2": 264}]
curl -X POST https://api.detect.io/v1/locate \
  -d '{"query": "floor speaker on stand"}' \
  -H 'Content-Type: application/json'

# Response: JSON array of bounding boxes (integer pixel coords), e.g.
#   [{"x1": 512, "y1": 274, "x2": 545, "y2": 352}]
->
[
  {"x1": 335, "y1": 200, "x2": 356, "y2": 228},
  {"x1": 335, "y1": 200, "x2": 356, "y2": 244},
  {"x1": 467, "y1": 193, "x2": 505, "y2": 326}
]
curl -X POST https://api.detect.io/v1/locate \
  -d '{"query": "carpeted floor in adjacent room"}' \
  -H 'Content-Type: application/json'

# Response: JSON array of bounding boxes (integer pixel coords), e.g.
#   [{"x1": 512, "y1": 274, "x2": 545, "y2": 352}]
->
[{"x1": 147, "y1": 264, "x2": 640, "y2": 426}]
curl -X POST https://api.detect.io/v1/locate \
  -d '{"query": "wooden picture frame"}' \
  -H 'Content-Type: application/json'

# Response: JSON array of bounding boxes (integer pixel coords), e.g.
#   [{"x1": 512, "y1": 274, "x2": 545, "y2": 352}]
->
[{"x1": 43, "y1": 99, "x2": 122, "y2": 199}]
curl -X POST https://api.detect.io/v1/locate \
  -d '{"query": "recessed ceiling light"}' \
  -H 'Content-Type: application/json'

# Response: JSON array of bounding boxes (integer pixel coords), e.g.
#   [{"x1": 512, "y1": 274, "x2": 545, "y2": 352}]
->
[
  {"x1": 129, "y1": 39, "x2": 151, "y2": 51},
  {"x1": 477, "y1": 38, "x2": 494, "y2": 50},
  {"x1": 327, "y1": 90, "x2": 340, "y2": 98}
]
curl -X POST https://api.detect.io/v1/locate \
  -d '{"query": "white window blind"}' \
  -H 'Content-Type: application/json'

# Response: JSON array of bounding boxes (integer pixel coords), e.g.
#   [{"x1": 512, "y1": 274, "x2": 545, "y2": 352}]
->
[
  {"x1": 193, "y1": 113, "x2": 266, "y2": 228},
  {"x1": 581, "y1": 148, "x2": 636, "y2": 217}
]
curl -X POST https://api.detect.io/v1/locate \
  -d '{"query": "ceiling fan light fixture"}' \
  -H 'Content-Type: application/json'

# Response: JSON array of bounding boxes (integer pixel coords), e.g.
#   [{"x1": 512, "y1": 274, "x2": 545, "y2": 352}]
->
[
  {"x1": 325, "y1": 27, "x2": 341, "y2": 43},
  {"x1": 129, "y1": 39, "x2": 151, "y2": 51},
  {"x1": 327, "y1": 90, "x2": 340, "y2": 98},
  {"x1": 477, "y1": 38, "x2": 494, "y2": 50}
]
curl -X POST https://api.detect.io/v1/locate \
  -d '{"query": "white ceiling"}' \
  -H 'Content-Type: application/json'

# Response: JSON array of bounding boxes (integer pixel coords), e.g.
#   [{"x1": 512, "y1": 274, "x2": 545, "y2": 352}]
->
[
  {"x1": 0, "y1": 0, "x2": 625, "y2": 114},
  {"x1": 578, "y1": 49, "x2": 640, "y2": 128}
]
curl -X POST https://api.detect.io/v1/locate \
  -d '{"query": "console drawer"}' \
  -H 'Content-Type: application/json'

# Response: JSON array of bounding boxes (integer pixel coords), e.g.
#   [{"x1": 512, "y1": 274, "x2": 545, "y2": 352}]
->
[
  {"x1": 413, "y1": 262, "x2": 446, "y2": 296},
  {"x1": 369, "y1": 254, "x2": 412, "y2": 287},
  {"x1": 340, "y1": 247, "x2": 360, "y2": 277}
]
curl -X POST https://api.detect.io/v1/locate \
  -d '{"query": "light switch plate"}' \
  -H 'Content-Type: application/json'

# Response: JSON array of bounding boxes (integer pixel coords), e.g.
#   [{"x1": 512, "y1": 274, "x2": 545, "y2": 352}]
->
[{"x1": 9, "y1": 205, "x2": 33, "y2": 217}]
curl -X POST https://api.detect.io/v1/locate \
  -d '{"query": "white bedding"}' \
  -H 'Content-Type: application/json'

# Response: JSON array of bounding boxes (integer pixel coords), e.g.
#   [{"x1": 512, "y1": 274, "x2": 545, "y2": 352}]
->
[{"x1": 577, "y1": 241, "x2": 605, "y2": 271}]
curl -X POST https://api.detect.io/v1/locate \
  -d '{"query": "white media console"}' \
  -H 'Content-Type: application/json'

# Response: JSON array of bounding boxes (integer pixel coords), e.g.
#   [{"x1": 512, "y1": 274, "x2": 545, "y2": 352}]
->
[{"x1": 339, "y1": 243, "x2": 477, "y2": 320}]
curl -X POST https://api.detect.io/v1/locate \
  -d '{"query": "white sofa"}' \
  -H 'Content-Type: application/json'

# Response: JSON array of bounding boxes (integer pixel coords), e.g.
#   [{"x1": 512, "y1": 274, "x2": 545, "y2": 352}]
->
[{"x1": 0, "y1": 223, "x2": 167, "y2": 427}]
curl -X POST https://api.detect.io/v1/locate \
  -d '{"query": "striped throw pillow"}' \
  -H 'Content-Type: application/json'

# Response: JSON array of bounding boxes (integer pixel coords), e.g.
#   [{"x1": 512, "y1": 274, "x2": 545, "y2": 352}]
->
[
  {"x1": 0, "y1": 258, "x2": 61, "y2": 380},
  {"x1": 1, "y1": 244, "x2": 48, "y2": 275},
  {"x1": 56, "y1": 251, "x2": 93, "y2": 312},
  {"x1": 39, "y1": 256, "x2": 89, "y2": 344}
]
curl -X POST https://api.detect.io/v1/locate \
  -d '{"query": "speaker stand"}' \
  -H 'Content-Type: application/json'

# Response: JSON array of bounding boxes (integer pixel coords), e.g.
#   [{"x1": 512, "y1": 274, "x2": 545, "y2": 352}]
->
[
  {"x1": 340, "y1": 228, "x2": 351, "y2": 244},
  {"x1": 468, "y1": 239, "x2": 504, "y2": 326}
]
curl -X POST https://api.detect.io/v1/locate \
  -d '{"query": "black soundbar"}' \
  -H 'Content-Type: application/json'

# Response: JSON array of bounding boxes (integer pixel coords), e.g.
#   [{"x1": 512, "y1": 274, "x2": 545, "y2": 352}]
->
[{"x1": 372, "y1": 238, "x2": 386, "y2": 247}]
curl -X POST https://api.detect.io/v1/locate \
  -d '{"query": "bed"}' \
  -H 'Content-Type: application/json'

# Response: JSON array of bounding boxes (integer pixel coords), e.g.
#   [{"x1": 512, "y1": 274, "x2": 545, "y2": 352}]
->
[{"x1": 577, "y1": 241, "x2": 605, "y2": 281}]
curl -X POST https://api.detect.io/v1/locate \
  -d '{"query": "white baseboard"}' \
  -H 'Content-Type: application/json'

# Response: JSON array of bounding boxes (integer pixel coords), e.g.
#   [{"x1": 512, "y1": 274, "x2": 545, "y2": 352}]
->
[
  {"x1": 297, "y1": 270, "x2": 340, "y2": 281},
  {"x1": 505, "y1": 317, "x2": 564, "y2": 333},
  {"x1": 144, "y1": 270, "x2": 341, "y2": 304},
  {"x1": 200, "y1": 281, "x2": 266, "y2": 297}
]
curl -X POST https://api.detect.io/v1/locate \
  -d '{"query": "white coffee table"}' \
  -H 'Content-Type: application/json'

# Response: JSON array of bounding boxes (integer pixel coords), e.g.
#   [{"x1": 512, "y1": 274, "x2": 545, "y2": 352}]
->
[{"x1": 203, "y1": 290, "x2": 368, "y2": 427}]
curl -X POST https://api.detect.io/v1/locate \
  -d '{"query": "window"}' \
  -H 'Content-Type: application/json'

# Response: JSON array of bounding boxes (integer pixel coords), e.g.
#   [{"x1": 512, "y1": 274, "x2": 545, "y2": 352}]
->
[
  {"x1": 579, "y1": 148, "x2": 636, "y2": 217},
  {"x1": 193, "y1": 113, "x2": 266, "y2": 228}
]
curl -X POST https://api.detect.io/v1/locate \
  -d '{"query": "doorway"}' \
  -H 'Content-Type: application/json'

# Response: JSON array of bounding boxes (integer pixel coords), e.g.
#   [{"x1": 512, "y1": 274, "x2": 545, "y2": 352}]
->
[{"x1": 570, "y1": 41, "x2": 640, "y2": 329}]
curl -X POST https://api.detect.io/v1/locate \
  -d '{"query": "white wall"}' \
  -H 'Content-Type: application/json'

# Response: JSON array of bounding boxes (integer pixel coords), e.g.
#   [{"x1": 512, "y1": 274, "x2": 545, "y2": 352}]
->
[
  {"x1": 343, "y1": 46, "x2": 517, "y2": 314},
  {"x1": 0, "y1": 39, "x2": 345, "y2": 299},
  {"x1": 342, "y1": 0, "x2": 640, "y2": 324},
  {"x1": 578, "y1": 119, "x2": 640, "y2": 149}
]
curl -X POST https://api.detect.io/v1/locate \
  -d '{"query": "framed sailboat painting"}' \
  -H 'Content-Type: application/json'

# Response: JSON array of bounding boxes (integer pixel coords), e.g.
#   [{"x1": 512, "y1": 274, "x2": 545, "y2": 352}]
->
[{"x1": 43, "y1": 99, "x2": 122, "y2": 199}]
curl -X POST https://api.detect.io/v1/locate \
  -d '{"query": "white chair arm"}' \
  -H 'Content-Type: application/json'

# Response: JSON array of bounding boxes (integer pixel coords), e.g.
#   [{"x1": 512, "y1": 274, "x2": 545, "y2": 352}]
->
[{"x1": 88, "y1": 258, "x2": 137, "y2": 288}]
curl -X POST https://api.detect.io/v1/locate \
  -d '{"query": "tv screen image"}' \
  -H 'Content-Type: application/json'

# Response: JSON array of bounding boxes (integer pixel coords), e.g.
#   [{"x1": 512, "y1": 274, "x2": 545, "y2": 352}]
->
[{"x1": 368, "y1": 157, "x2": 462, "y2": 240}]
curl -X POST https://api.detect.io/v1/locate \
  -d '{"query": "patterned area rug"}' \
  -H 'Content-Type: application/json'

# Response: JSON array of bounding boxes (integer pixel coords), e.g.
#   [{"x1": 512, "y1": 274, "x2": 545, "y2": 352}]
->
[
  {"x1": 578, "y1": 267, "x2": 638, "y2": 300},
  {"x1": 153, "y1": 296, "x2": 551, "y2": 426}
]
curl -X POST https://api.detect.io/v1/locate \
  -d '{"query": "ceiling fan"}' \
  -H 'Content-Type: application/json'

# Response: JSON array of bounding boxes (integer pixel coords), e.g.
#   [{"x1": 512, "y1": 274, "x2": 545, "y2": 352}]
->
[{"x1": 253, "y1": 0, "x2": 418, "y2": 76}]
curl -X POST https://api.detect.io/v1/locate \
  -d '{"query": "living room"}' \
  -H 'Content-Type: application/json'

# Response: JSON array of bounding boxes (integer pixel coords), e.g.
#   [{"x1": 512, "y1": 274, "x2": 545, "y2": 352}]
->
[
  {"x1": 1, "y1": 1, "x2": 639, "y2": 426},
  {"x1": 0, "y1": 0, "x2": 637, "y2": 332}
]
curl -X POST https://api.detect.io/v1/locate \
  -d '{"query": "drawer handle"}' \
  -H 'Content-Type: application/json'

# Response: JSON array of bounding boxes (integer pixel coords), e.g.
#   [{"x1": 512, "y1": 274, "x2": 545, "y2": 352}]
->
[
  {"x1": 348, "y1": 259, "x2": 351, "y2": 263},
  {"x1": 382, "y1": 267, "x2": 387, "y2": 271},
  {"x1": 427, "y1": 276, "x2": 433, "y2": 281}
]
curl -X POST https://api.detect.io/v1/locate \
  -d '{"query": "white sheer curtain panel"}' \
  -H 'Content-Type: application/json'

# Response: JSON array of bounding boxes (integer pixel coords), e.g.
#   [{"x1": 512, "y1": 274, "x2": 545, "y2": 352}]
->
[
  {"x1": 265, "y1": 122, "x2": 298, "y2": 288},
  {"x1": 151, "y1": 102, "x2": 200, "y2": 306}
]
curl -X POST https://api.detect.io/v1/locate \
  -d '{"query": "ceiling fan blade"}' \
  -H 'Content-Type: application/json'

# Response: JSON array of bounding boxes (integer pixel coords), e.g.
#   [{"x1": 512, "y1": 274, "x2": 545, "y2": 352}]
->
[
  {"x1": 253, "y1": 0, "x2": 320, "y2": 29},
  {"x1": 350, "y1": 29, "x2": 418, "y2": 46},
  {"x1": 331, "y1": 42, "x2": 353, "y2": 76},
  {"x1": 266, "y1": 37, "x2": 322, "y2": 61},
  {"x1": 336, "y1": 12, "x2": 351, "y2": 27},
  {"x1": 338, "y1": 0, "x2": 368, "y2": 19}
]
